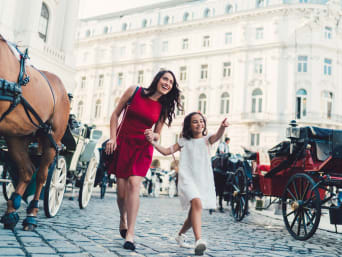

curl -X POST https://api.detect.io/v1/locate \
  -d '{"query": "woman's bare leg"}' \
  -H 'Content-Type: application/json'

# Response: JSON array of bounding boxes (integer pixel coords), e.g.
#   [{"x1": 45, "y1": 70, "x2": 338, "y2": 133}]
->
[
  {"x1": 190, "y1": 198, "x2": 202, "y2": 241},
  {"x1": 116, "y1": 178, "x2": 128, "y2": 231},
  {"x1": 125, "y1": 176, "x2": 143, "y2": 242},
  {"x1": 179, "y1": 207, "x2": 192, "y2": 235}
]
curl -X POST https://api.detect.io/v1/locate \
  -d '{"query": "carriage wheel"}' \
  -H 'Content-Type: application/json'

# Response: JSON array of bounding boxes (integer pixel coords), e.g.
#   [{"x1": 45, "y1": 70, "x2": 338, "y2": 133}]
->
[
  {"x1": 231, "y1": 167, "x2": 248, "y2": 221},
  {"x1": 168, "y1": 179, "x2": 177, "y2": 198},
  {"x1": 2, "y1": 167, "x2": 15, "y2": 201},
  {"x1": 79, "y1": 156, "x2": 98, "y2": 209},
  {"x1": 44, "y1": 156, "x2": 67, "y2": 218},
  {"x1": 153, "y1": 180, "x2": 161, "y2": 197},
  {"x1": 282, "y1": 173, "x2": 321, "y2": 240}
]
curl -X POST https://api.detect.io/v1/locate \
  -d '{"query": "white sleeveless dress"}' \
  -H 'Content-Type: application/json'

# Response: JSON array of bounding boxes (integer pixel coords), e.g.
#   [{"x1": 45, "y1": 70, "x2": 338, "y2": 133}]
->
[{"x1": 178, "y1": 135, "x2": 217, "y2": 210}]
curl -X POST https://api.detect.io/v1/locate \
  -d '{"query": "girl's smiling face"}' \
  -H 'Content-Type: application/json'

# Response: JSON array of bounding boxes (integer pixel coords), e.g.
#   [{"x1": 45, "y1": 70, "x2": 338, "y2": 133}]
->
[{"x1": 190, "y1": 113, "x2": 205, "y2": 138}]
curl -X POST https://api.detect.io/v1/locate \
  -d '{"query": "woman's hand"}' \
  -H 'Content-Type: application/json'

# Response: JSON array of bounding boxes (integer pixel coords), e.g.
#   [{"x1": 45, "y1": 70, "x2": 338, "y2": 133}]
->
[
  {"x1": 144, "y1": 129, "x2": 154, "y2": 143},
  {"x1": 221, "y1": 118, "x2": 230, "y2": 128},
  {"x1": 105, "y1": 138, "x2": 116, "y2": 155}
]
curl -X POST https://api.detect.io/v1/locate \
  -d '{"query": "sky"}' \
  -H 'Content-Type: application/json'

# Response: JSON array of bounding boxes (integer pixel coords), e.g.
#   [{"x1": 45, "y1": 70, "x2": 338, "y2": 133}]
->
[{"x1": 79, "y1": 0, "x2": 169, "y2": 18}]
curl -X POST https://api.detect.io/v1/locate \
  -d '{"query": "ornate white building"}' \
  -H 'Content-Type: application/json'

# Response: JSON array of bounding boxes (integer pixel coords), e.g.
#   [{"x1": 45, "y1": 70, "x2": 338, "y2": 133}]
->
[
  {"x1": 75, "y1": 0, "x2": 342, "y2": 169},
  {"x1": 0, "y1": 0, "x2": 79, "y2": 92}
]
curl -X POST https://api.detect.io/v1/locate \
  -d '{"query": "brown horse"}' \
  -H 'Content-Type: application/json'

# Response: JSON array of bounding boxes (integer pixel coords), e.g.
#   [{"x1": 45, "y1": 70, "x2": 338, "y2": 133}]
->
[{"x1": 0, "y1": 34, "x2": 70, "y2": 230}]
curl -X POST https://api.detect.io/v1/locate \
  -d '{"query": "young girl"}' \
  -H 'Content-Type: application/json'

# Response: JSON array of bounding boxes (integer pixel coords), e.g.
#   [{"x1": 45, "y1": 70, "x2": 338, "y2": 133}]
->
[{"x1": 145, "y1": 112, "x2": 229, "y2": 256}]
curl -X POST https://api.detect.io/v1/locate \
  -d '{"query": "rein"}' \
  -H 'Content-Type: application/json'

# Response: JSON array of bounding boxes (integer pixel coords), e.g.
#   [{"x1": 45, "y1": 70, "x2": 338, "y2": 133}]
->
[{"x1": 0, "y1": 35, "x2": 59, "y2": 151}]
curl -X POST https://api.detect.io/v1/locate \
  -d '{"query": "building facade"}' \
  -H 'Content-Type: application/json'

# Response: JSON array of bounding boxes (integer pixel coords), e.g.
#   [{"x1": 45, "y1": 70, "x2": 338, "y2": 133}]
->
[
  {"x1": 0, "y1": 0, "x2": 79, "y2": 92},
  {"x1": 75, "y1": 0, "x2": 342, "y2": 169}
]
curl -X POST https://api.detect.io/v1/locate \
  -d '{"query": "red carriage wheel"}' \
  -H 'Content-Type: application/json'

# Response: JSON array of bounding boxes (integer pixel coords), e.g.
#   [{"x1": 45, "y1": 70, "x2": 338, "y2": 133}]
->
[
  {"x1": 231, "y1": 167, "x2": 249, "y2": 221},
  {"x1": 282, "y1": 173, "x2": 321, "y2": 240}
]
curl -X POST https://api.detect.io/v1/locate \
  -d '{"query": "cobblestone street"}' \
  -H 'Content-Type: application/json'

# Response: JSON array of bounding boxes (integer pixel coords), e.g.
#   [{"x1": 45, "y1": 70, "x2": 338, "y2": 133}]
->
[{"x1": 0, "y1": 189, "x2": 341, "y2": 257}]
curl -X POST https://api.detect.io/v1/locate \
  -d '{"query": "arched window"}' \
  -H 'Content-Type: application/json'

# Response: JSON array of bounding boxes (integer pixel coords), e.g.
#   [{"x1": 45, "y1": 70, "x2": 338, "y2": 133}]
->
[
  {"x1": 198, "y1": 94, "x2": 207, "y2": 114},
  {"x1": 103, "y1": 26, "x2": 109, "y2": 34},
  {"x1": 251, "y1": 88, "x2": 263, "y2": 113},
  {"x1": 183, "y1": 12, "x2": 189, "y2": 21},
  {"x1": 203, "y1": 8, "x2": 210, "y2": 18},
  {"x1": 142, "y1": 19, "x2": 147, "y2": 28},
  {"x1": 296, "y1": 89, "x2": 307, "y2": 119},
  {"x1": 77, "y1": 101, "x2": 83, "y2": 120},
  {"x1": 322, "y1": 90, "x2": 333, "y2": 119},
  {"x1": 164, "y1": 16, "x2": 170, "y2": 25},
  {"x1": 226, "y1": 4, "x2": 233, "y2": 14},
  {"x1": 38, "y1": 3, "x2": 49, "y2": 42},
  {"x1": 177, "y1": 95, "x2": 185, "y2": 116},
  {"x1": 220, "y1": 92, "x2": 230, "y2": 114},
  {"x1": 122, "y1": 23, "x2": 127, "y2": 31},
  {"x1": 94, "y1": 100, "x2": 102, "y2": 119}
]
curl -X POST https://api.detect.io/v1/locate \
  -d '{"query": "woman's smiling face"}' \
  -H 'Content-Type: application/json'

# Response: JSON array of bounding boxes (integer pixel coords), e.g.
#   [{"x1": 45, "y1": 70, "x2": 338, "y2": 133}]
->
[{"x1": 156, "y1": 72, "x2": 173, "y2": 95}]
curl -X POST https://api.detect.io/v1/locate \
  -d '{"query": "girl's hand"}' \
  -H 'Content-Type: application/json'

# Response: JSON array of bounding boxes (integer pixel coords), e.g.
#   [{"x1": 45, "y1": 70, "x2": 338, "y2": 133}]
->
[
  {"x1": 221, "y1": 118, "x2": 229, "y2": 128},
  {"x1": 105, "y1": 138, "x2": 116, "y2": 155},
  {"x1": 144, "y1": 129, "x2": 154, "y2": 143}
]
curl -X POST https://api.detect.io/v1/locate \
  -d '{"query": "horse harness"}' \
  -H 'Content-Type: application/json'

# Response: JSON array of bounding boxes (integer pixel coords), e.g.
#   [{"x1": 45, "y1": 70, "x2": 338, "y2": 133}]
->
[{"x1": 0, "y1": 38, "x2": 60, "y2": 152}]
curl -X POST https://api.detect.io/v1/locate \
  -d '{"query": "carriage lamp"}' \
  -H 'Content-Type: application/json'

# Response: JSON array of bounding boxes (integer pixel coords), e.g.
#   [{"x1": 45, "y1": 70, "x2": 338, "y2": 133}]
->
[{"x1": 306, "y1": 144, "x2": 311, "y2": 150}]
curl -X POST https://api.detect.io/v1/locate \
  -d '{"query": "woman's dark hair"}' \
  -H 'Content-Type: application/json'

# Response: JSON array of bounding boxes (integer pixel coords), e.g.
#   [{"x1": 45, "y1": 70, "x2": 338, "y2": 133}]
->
[
  {"x1": 143, "y1": 70, "x2": 182, "y2": 126},
  {"x1": 182, "y1": 112, "x2": 207, "y2": 140}
]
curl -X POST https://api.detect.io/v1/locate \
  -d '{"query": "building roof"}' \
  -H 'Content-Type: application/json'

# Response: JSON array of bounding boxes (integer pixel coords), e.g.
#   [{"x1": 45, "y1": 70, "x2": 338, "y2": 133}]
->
[{"x1": 81, "y1": 0, "x2": 201, "y2": 22}]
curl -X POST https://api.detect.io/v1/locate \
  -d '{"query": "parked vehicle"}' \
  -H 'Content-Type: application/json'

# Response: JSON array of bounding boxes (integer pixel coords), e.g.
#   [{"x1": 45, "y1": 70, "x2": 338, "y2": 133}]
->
[
  {"x1": 223, "y1": 121, "x2": 342, "y2": 240},
  {"x1": 1, "y1": 113, "x2": 102, "y2": 217}
]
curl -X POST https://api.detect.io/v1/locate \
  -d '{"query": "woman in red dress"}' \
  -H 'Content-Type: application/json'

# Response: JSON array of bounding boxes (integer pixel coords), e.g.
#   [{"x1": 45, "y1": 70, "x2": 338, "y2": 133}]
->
[{"x1": 105, "y1": 70, "x2": 181, "y2": 250}]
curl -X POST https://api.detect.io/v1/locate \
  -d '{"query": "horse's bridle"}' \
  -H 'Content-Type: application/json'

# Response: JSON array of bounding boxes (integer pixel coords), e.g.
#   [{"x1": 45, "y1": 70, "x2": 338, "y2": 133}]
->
[{"x1": 0, "y1": 34, "x2": 60, "y2": 151}]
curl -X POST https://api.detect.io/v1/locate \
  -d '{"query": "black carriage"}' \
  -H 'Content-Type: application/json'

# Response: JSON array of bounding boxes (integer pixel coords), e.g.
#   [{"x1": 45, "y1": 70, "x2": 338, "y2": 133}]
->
[{"x1": 218, "y1": 121, "x2": 342, "y2": 240}]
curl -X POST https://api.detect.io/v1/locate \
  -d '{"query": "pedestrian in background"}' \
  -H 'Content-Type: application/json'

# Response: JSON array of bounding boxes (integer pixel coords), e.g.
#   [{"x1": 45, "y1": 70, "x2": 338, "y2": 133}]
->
[
  {"x1": 214, "y1": 137, "x2": 230, "y2": 212},
  {"x1": 216, "y1": 137, "x2": 230, "y2": 155},
  {"x1": 145, "y1": 112, "x2": 229, "y2": 255},
  {"x1": 105, "y1": 70, "x2": 181, "y2": 251}
]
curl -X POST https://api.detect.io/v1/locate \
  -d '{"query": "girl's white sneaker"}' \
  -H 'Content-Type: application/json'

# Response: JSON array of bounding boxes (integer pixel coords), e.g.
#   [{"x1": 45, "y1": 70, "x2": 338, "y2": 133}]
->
[
  {"x1": 194, "y1": 239, "x2": 207, "y2": 256},
  {"x1": 175, "y1": 233, "x2": 193, "y2": 248}
]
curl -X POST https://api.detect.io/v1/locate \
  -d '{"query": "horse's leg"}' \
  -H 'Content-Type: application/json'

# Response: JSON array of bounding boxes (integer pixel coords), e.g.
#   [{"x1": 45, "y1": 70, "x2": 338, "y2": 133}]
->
[
  {"x1": 23, "y1": 135, "x2": 56, "y2": 231},
  {"x1": 0, "y1": 136, "x2": 35, "y2": 229}
]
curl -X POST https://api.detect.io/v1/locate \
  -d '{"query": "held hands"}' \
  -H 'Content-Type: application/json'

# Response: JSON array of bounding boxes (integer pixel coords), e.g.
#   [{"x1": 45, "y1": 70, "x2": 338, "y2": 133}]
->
[
  {"x1": 221, "y1": 118, "x2": 230, "y2": 128},
  {"x1": 105, "y1": 138, "x2": 116, "y2": 155},
  {"x1": 144, "y1": 129, "x2": 154, "y2": 143}
]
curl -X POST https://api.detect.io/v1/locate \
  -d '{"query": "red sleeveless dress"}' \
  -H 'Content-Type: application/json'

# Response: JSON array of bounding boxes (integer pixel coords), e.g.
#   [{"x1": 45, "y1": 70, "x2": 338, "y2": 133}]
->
[{"x1": 108, "y1": 88, "x2": 162, "y2": 178}]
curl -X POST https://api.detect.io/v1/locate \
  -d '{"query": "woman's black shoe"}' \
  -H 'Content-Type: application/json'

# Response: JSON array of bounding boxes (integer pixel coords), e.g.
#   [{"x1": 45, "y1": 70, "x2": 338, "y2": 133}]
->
[
  {"x1": 120, "y1": 229, "x2": 127, "y2": 239},
  {"x1": 123, "y1": 241, "x2": 135, "y2": 251}
]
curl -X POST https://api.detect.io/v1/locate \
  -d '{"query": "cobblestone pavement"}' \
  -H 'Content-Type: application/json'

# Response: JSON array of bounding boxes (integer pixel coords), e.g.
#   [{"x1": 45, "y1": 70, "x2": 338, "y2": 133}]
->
[{"x1": 0, "y1": 189, "x2": 341, "y2": 257}]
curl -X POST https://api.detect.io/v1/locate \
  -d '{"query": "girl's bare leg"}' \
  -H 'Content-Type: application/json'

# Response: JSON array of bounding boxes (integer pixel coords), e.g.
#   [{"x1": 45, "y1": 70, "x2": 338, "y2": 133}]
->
[
  {"x1": 190, "y1": 198, "x2": 203, "y2": 241},
  {"x1": 179, "y1": 207, "x2": 192, "y2": 235},
  {"x1": 125, "y1": 176, "x2": 143, "y2": 242},
  {"x1": 116, "y1": 178, "x2": 128, "y2": 231}
]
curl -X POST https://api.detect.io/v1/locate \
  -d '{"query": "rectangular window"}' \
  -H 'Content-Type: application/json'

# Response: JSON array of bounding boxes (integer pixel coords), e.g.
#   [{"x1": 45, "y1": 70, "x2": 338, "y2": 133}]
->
[
  {"x1": 180, "y1": 66, "x2": 187, "y2": 81},
  {"x1": 200, "y1": 64, "x2": 208, "y2": 80},
  {"x1": 81, "y1": 76, "x2": 86, "y2": 89},
  {"x1": 223, "y1": 62, "x2": 231, "y2": 78},
  {"x1": 118, "y1": 72, "x2": 123, "y2": 86},
  {"x1": 137, "y1": 70, "x2": 144, "y2": 84},
  {"x1": 256, "y1": 27, "x2": 263, "y2": 40},
  {"x1": 254, "y1": 58, "x2": 263, "y2": 74},
  {"x1": 225, "y1": 32, "x2": 232, "y2": 44},
  {"x1": 299, "y1": 0, "x2": 308, "y2": 3},
  {"x1": 325, "y1": 26, "x2": 332, "y2": 39},
  {"x1": 162, "y1": 41, "x2": 168, "y2": 52},
  {"x1": 297, "y1": 56, "x2": 308, "y2": 73},
  {"x1": 324, "y1": 58, "x2": 332, "y2": 75},
  {"x1": 256, "y1": 0, "x2": 265, "y2": 8},
  {"x1": 251, "y1": 133, "x2": 260, "y2": 146},
  {"x1": 182, "y1": 38, "x2": 189, "y2": 49},
  {"x1": 98, "y1": 74, "x2": 104, "y2": 87},
  {"x1": 202, "y1": 36, "x2": 210, "y2": 48}
]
